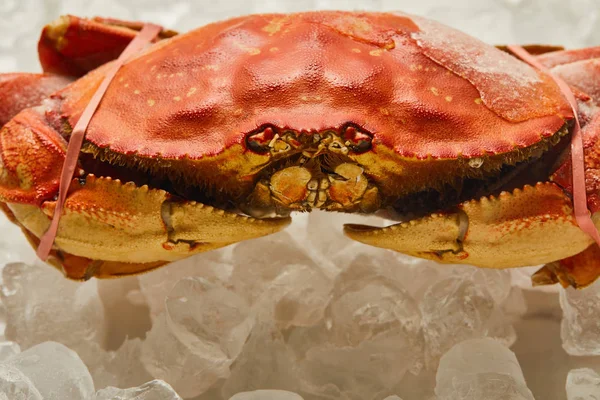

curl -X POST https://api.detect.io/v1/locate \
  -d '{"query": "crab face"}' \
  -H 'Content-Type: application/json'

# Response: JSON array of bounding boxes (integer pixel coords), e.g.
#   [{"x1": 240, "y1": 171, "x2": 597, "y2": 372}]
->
[{"x1": 1, "y1": 12, "x2": 599, "y2": 284}]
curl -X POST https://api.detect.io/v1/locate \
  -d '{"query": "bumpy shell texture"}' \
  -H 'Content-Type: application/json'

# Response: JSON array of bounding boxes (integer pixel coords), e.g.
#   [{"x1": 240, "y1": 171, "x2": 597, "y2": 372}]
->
[{"x1": 56, "y1": 11, "x2": 571, "y2": 163}]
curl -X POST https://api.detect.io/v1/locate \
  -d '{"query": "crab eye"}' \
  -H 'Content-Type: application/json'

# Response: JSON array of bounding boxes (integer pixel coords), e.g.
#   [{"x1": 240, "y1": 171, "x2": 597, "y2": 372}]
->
[
  {"x1": 246, "y1": 125, "x2": 277, "y2": 154},
  {"x1": 342, "y1": 125, "x2": 373, "y2": 153}
]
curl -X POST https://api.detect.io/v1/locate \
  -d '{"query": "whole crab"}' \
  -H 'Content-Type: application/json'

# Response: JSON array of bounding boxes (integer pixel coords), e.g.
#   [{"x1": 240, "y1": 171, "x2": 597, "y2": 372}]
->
[{"x1": 1, "y1": 12, "x2": 599, "y2": 287}]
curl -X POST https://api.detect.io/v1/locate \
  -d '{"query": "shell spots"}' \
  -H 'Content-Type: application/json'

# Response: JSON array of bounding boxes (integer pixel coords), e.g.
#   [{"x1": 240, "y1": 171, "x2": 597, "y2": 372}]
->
[
  {"x1": 147, "y1": 99, "x2": 156, "y2": 107},
  {"x1": 211, "y1": 77, "x2": 229, "y2": 87},
  {"x1": 269, "y1": 47, "x2": 279, "y2": 53},
  {"x1": 430, "y1": 87, "x2": 453, "y2": 102},
  {"x1": 352, "y1": 48, "x2": 361, "y2": 53},
  {"x1": 474, "y1": 98, "x2": 483, "y2": 105},
  {"x1": 186, "y1": 87, "x2": 197, "y2": 97},
  {"x1": 262, "y1": 17, "x2": 289, "y2": 35},
  {"x1": 124, "y1": 83, "x2": 129, "y2": 88},
  {"x1": 235, "y1": 43, "x2": 261, "y2": 55},
  {"x1": 202, "y1": 65, "x2": 220, "y2": 71},
  {"x1": 379, "y1": 107, "x2": 390, "y2": 116},
  {"x1": 369, "y1": 49, "x2": 384, "y2": 57},
  {"x1": 134, "y1": 90, "x2": 141, "y2": 95},
  {"x1": 173, "y1": 96, "x2": 182, "y2": 102},
  {"x1": 155, "y1": 72, "x2": 185, "y2": 80}
]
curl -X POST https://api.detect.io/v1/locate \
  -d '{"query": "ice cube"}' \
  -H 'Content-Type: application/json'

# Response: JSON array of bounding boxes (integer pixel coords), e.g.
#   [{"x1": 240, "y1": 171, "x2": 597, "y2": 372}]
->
[
  {"x1": 221, "y1": 322, "x2": 300, "y2": 399},
  {"x1": 435, "y1": 338, "x2": 534, "y2": 400},
  {"x1": 327, "y1": 273, "x2": 421, "y2": 347},
  {"x1": 228, "y1": 390, "x2": 304, "y2": 400},
  {"x1": 288, "y1": 260, "x2": 424, "y2": 400},
  {"x1": 230, "y1": 231, "x2": 321, "y2": 304},
  {"x1": 138, "y1": 251, "x2": 231, "y2": 320},
  {"x1": 231, "y1": 229, "x2": 333, "y2": 328},
  {"x1": 0, "y1": 364, "x2": 42, "y2": 400},
  {"x1": 473, "y1": 269, "x2": 512, "y2": 305},
  {"x1": 565, "y1": 368, "x2": 600, "y2": 400},
  {"x1": 165, "y1": 277, "x2": 254, "y2": 360},
  {"x1": 265, "y1": 263, "x2": 332, "y2": 329},
  {"x1": 420, "y1": 273, "x2": 516, "y2": 367},
  {"x1": 560, "y1": 280, "x2": 600, "y2": 355},
  {"x1": 0, "y1": 262, "x2": 106, "y2": 366},
  {"x1": 94, "y1": 379, "x2": 182, "y2": 400},
  {"x1": 5, "y1": 341, "x2": 95, "y2": 400},
  {"x1": 91, "y1": 339, "x2": 153, "y2": 392},
  {"x1": 140, "y1": 313, "x2": 232, "y2": 398}
]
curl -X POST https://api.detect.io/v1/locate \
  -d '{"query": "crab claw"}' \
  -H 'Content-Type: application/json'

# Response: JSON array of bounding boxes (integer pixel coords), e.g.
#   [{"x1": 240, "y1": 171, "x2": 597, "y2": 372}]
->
[
  {"x1": 345, "y1": 182, "x2": 595, "y2": 268},
  {"x1": 0, "y1": 73, "x2": 72, "y2": 127},
  {"x1": 7, "y1": 176, "x2": 290, "y2": 280}
]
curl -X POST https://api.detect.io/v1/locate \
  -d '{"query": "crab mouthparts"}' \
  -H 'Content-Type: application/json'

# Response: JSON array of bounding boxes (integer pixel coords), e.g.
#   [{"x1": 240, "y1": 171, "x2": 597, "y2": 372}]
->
[
  {"x1": 242, "y1": 158, "x2": 381, "y2": 217},
  {"x1": 238, "y1": 125, "x2": 381, "y2": 217}
]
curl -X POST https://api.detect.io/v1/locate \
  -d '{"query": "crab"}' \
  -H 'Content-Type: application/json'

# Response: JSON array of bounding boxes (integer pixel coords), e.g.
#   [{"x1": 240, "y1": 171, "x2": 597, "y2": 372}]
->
[{"x1": 1, "y1": 12, "x2": 599, "y2": 287}]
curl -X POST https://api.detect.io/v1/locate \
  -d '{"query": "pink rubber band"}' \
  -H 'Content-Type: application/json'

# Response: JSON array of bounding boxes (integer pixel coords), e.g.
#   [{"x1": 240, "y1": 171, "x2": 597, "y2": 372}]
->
[
  {"x1": 37, "y1": 23, "x2": 163, "y2": 260},
  {"x1": 507, "y1": 45, "x2": 600, "y2": 247}
]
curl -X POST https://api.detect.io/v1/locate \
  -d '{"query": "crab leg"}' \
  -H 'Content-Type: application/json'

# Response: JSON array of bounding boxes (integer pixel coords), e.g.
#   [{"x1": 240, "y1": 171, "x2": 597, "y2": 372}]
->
[
  {"x1": 533, "y1": 244, "x2": 600, "y2": 288},
  {"x1": 0, "y1": 73, "x2": 72, "y2": 127},
  {"x1": 537, "y1": 46, "x2": 600, "y2": 69},
  {"x1": 38, "y1": 15, "x2": 176, "y2": 76},
  {"x1": 0, "y1": 108, "x2": 67, "y2": 205}
]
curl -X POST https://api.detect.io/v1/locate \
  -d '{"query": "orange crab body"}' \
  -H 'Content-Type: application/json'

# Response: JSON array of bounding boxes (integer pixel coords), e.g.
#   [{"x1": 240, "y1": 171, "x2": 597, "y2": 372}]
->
[{"x1": 1, "y1": 12, "x2": 599, "y2": 287}]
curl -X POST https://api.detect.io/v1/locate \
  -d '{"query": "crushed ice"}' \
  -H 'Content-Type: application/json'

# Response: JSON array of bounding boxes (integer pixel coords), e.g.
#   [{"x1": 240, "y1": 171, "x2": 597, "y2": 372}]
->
[{"x1": 0, "y1": 211, "x2": 535, "y2": 399}]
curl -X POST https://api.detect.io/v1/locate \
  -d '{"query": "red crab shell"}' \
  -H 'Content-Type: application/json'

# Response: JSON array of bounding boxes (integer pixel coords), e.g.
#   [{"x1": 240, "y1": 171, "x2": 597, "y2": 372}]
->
[
  {"x1": 1, "y1": 11, "x2": 598, "y2": 286},
  {"x1": 53, "y1": 12, "x2": 572, "y2": 201}
]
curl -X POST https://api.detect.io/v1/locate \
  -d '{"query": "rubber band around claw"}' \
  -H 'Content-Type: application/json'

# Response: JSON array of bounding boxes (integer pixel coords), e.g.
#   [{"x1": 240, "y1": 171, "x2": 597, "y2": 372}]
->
[
  {"x1": 36, "y1": 23, "x2": 163, "y2": 260},
  {"x1": 35, "y1": 34, "x2": 600, "y2": 260},
  {"x1": 508, "y1": 45, "x2": 600, "y2": 247}
]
